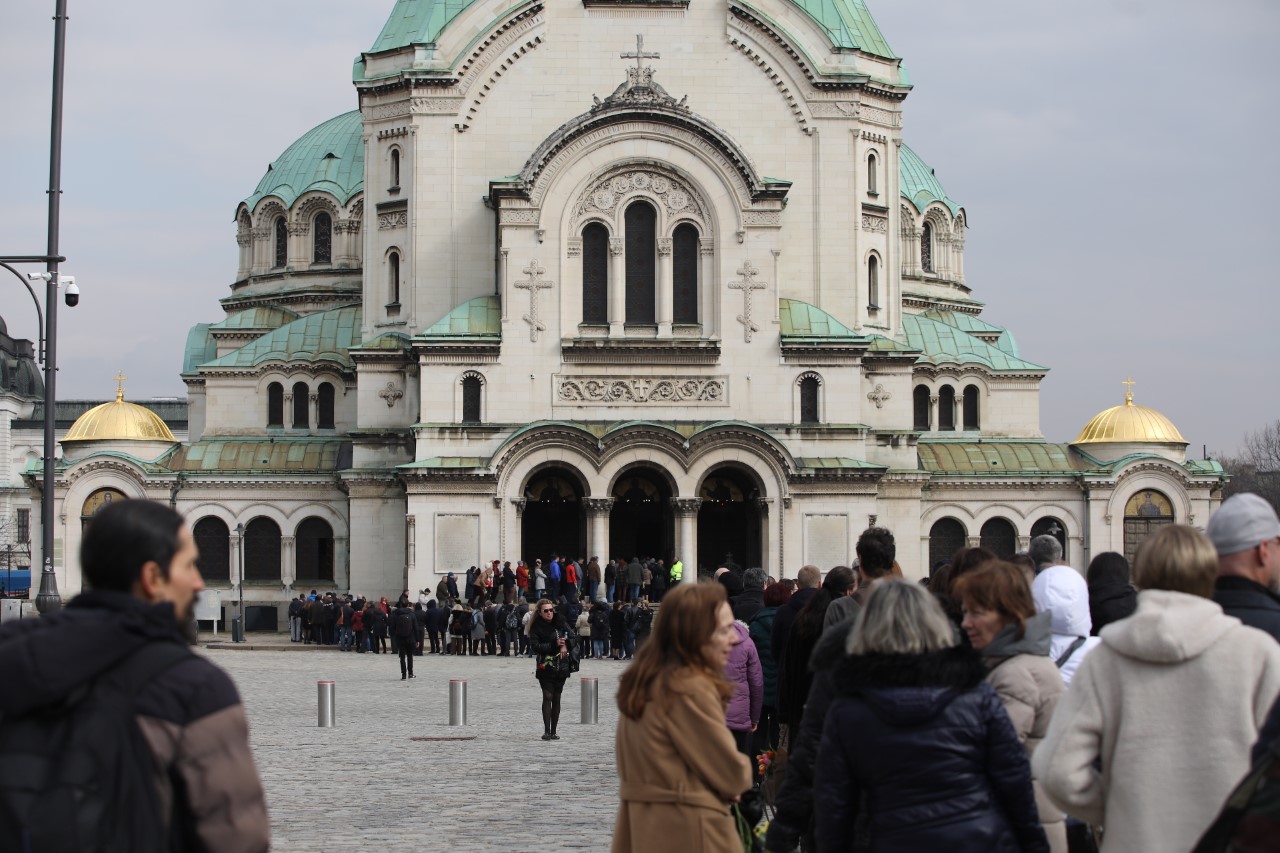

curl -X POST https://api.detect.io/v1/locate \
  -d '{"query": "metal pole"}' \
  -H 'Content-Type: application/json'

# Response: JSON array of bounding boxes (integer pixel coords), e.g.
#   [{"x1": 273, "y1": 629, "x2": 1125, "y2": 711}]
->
[
  {"x1": 580, "y1": 676, "x2": 599, "y2": 724},
  {"x1": 235, "y1": 523, "x2": 245, "y2": 642},
  {"x1": 35, "y1": 0, "x2": 70, "y2": 614},
  {"x1": 317, "y1": 681, "x2": 335, "y2": 727},
  {"x1": 448, "y1": 678, "x2": 467, "y2": 726}
]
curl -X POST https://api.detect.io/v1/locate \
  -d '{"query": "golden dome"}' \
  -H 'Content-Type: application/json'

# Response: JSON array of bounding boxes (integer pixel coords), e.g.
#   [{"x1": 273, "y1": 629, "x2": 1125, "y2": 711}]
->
[
  {"x1": 1073, "y1": 386, "x2": 1186, "y2": 445},
  {"x1": 62, "y1": 386, "x2": 177, "y2": 443}
]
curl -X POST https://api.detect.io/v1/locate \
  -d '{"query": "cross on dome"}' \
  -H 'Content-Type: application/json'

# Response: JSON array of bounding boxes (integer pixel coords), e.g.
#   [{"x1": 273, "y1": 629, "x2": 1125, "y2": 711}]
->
[
  {"x1": 114, "y1": 370, "x2": 128, "y2": 402},
  {"x1": 620, "y1": 34, "x2": 659, "y2": 75}
]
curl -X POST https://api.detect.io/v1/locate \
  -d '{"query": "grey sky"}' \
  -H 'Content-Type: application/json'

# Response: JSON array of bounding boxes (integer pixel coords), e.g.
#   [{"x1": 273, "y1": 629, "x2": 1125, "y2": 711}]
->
[{"x1": 2, "y1": 0, "x2": 1275, "y2": 455}]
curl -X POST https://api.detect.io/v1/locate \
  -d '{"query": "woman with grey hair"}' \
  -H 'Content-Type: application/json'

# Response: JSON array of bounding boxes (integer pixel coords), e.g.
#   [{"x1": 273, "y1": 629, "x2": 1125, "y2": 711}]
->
[{"x1": 811, "y1": 580, "x2": 1047, "y2": 852}]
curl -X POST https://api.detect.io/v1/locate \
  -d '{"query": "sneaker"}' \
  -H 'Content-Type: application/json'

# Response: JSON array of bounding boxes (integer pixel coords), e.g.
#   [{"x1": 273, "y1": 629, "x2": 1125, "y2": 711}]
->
[
  {"x1": 541, "y1": 733, "x2": 552, "y2": 741},
  {"x1": 408, "y1": 673, "x2": 416, "y2": 679},
  {"x1": 401, "y1": 674, "x2": 407, "y2": 680},
  {"x1": 550, "y1": 733, "x2": 560, "y2": 740}
]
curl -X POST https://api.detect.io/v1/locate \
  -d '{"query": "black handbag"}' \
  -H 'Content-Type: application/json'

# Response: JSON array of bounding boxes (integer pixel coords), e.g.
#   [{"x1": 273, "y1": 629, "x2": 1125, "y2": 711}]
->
[{"x1": 556, "y1": 633, "x2": 581, "y2": 674}]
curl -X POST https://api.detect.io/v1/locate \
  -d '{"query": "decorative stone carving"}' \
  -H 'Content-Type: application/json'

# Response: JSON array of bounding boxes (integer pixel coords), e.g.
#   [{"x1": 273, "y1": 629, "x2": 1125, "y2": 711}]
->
[
  {"x1": 516, "y1": 260, "x2": 554, "y2": 342},
  {"x1": 582, "y1": 497, "x2": 615, "y2": 514},
  {"x1": 861, "y1": 214, "x2": 888, "y2": 233},
  {"x1": 867, "y1": 384, "x2": 891, "y2": 409},
  {"x1": 500, "y1": 209, "x2": 539, "y2": 225},
  {"x1": 378, "y1": 212, "x2": 408, "y2": 230},
  {"x1": 742, "y1": 210, "x2": 781, "y2": 226},
  {"x1": 557, "y1": 376, "x2": 726, "y2": 404},
  {"x1": 575, "y1": 168, "x2": 706, "y2": 224},
  {"x1": 859, "y1": 106, "x2": 901, "y2": 127},
  {"x1": 287, "y1": 222, "x2": 308, "y2": 236},
  {"x1": 609, "y1": 237, "x2": 625, "y2": 256},
  {"x1": 673, "y1": 497, "x2": 703, "y2": 516},
  {"x1": 378, "y1": 382, "x2": 403, "y2": 408},
  {"x1": 728, "y1": 260, "x2": 767, "y2": 343},
  {"x1": 656, "y1": 238, "x2": 673, "y2": 256},
  {"x1": 566, "y1": 239, "x2": 582, "y2": 258},
  {"x1": 591, "y1": 34, "x2": 689, "y2": 113}
]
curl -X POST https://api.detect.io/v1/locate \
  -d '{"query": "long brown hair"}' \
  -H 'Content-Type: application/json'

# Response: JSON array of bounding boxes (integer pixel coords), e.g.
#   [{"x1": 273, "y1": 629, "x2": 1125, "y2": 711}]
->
[{"x1": 616, "y1": 583, "x2": 734, "y2": 720}]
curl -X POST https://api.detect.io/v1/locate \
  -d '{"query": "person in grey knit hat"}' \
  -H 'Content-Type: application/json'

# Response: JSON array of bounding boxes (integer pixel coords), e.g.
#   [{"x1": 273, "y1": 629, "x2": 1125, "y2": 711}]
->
[{"x1": 1207, "y1": 492, "x2": 1280, "y2": 641}]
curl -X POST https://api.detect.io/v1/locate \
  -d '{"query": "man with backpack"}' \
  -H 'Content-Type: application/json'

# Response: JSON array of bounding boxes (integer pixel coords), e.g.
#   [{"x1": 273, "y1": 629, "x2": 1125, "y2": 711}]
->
[
  {"x1": 392, "y1": 596, "x2": 419, "y2": 679},
  {"x1": 0, "y1": 499, "x2": 269, "y2": 852}
]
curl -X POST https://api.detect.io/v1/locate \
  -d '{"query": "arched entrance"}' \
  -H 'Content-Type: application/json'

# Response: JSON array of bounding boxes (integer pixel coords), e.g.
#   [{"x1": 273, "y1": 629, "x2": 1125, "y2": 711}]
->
[
  {"x1": 928, "y1": 518, "x2": 967, "y2": 570},
  {"x1": 1123, "y1": 489, "x2": 1174, "y2": 564},
  {"x1": 980, "y1": 517, "x2": 1018, "y2": 559},
  {"x1": 609, "y1": 467, "x2": 673, "y2": 564},
  {"x1": 697, "y1": 467, "x2": 762, "y2": 572},
  {"x1": 521, "y1": 468, "x2": 586, "y2": 565}
]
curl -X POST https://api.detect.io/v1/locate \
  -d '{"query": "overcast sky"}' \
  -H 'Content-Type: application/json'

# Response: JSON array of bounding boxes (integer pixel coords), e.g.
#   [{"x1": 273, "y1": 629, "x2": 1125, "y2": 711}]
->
[{"x1": 1, "y1": 0, "x2": 1275, "y2": 456}]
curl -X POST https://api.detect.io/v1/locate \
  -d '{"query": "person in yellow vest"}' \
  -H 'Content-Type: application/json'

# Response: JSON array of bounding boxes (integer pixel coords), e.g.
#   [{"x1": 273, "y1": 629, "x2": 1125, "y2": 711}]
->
[{"x1": 669, "y1": 559, "x2": 683, "y2": 588}]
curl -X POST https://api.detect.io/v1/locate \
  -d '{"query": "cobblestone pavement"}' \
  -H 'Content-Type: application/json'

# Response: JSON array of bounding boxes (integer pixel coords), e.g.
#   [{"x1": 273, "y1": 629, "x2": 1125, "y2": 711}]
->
[{"x1": 206, "y1": 645, "x2": 624, "y2": 852}]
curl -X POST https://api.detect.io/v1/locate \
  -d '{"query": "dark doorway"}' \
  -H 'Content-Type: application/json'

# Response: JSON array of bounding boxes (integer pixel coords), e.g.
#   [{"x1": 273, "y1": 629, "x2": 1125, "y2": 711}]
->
[
  {"x1": 928, "y1": 518, "x2": 967, "y2": 570},
  {"x1": 1031, "y1": 517, "x2": 1067, "y2": 562},
  {"x1": 521, "y1": 468, "x2": 586, "y2": 566},
  {"x1": 980, "y1": 518, "x2": 1018, "y2": 559},
  {"x1": 697, "y1": 468, "x2": 762, "y2": 573},
  {"x1": 609, "y1": 468, "x2": 673, "y2": 564}
]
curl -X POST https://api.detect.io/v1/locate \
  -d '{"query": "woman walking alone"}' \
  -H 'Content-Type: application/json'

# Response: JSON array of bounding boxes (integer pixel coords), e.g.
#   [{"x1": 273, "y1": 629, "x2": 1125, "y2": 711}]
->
[{"x1": 530, "y1": 598, "x2": 573, "y2": 740}]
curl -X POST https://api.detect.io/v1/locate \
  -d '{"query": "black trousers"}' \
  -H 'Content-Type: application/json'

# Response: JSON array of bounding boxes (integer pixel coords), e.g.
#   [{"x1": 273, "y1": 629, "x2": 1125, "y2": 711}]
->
[{"x1": 398, "y1": 641, "x2": 415, "y2": 676}]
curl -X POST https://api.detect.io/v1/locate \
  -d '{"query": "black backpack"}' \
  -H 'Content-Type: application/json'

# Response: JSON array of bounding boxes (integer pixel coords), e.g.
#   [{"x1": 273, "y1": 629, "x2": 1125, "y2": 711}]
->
[
  {"x1": 505, "y1": 608, "x2": 519, "y2": 630},
  {"x1": 393, "y1": 608, "x2": 416, "y2": 639},
  {"x1": 0, "y1": 641, "x2": 192, "y2": 853}
]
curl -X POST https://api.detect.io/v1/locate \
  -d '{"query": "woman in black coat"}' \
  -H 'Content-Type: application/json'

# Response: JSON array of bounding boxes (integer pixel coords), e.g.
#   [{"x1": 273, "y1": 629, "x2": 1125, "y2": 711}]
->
[
  {"x1": 812, "y1": 581, "x2": 1047, "y2": 853},
  {"x1": 1086, "y1": 551, "x2": 1137, "y2": 634},
  {"x1": 608, "y1": 600, "x2": 628, "y2": 661},
  {"x1": 528, "y1": 599, "x2": 572, "y2": 740}
]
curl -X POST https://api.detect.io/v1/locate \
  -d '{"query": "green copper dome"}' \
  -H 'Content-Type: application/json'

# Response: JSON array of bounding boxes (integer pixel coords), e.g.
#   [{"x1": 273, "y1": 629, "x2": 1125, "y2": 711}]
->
[
  {"x1": 900, "y1": 144, "x2": 961, "y2": 216},
  {"x1": 241, "y1": 111, "x2": 365, "y2": 212}
]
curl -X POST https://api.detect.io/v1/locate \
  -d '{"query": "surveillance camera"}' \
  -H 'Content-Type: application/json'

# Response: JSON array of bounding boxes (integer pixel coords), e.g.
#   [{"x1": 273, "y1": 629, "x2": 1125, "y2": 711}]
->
[{"x1": 64, "y1": 280, "x2": 79, "y2": 307}]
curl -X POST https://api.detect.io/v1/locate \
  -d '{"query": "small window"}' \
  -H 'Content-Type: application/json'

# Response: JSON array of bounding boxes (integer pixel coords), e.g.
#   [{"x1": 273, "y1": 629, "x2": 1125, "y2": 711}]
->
[
  {"x1": 462, "y1": 375, "x2": 482, "y2": 423},
  {"x1": 921, "y1": 221, "x2": 934, "y2": 273},
  {"x1": 292, "y1": 381, "x2": 309, "y2": 428},
  {"x1": 799, "y1": 376, "x2": 820, "y2": 424},
  {"x1": 16, "y1": 508, "x2": 30, "y2": 544},
  {"x1": 317, "y1": 382, "x2": 335, "y2": 430},
  {"x1": 388, "y1": 252, "x2": 401, "y2": 306},
  {"x1": 267, "y1": 382, "x2": 284, "y2": 427},
  {"x1": 962, "y1": 385, "x2": 980, "y2": 430},
  {"x1": 313, "y1": 212, "x2": 331, "y2": 264},
  {"x1": 913, "y1": 385, "x2": 931, "y2": 431},
  {"x1": 273, "y1": 218, "x2": 287, "y2": 269},
  {"x1": 390, "y1": 149, "x2": 401, "y2": 190},
  {"x1": 867, "y1": 152, "x2": 878, "y2": 195},
  {"x1": 938, "y1": 385, "x2": 955, "y2": 431},
  {"x1": 867, "y1": 255, "x2": 879, "y2": 309},
  {"x1": 582, "y1": 224, "x2": 609, "y2": 324}
]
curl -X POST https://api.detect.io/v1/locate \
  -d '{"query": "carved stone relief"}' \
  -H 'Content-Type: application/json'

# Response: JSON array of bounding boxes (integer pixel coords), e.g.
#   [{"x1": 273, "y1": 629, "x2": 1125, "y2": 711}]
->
[
  {"x1": 378, "y1": 382, "x2": 403, "y2": 408},
  {"x1": 557, "y1": 376, "x2": 727, "y2": 404},
  {"x1": 861, "y1": 214, "x2": 888, "y2": 233},
  {"x1": 574, "y1": 169, "x2": 708, "y2": 225},
  {"x1": 866, "y1": 384, "x2": 891, "y2": 409},
  {"x1": 378, "y1": 212, "x2": 408, "y2": 230}
]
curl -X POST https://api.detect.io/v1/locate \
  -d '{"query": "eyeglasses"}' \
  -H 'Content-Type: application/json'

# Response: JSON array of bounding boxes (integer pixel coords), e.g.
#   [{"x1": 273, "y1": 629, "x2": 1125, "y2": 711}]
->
[{"x1": 540, "y1": 609, "x2": 554, "y2": 614}]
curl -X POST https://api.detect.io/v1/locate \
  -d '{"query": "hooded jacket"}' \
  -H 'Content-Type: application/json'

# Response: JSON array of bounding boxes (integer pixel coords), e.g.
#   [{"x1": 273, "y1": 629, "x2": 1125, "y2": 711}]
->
[
  {"x1": 724, "y1": 621, "x2": 763, "y2": 731},
  {"x1": 1033, "y1": 590, "x2": 1280, "y2": 852},
  {"x1": 813, "y1": 648, "x2": 1049, "y2": 853},
  {"x1": 0, "y1": 591, "x2": 269, "y2": 852},
  {"x1": 1086, "y1": 578, "x2": 1137, "y2": 634},
  {"x1": 1031, "y1": 565, "x2": 1102, "y2": 685},
  {"x1": 748, "y1": 606, "x2": 780, "y2": 708}
]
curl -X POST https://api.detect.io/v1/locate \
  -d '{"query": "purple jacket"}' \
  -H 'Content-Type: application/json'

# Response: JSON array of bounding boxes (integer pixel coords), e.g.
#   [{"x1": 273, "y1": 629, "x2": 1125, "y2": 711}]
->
[{"x1": 725, "y1": 621, "x2": 763, "y2": 732}]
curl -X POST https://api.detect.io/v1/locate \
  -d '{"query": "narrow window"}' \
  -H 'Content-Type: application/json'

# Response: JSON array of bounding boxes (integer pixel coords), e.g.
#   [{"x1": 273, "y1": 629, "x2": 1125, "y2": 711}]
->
[
  {"x1": 913, "y1": 385, "x2": 931, "y2": 430},
  {"x1": 16, "y1": 508, "x2": 30, "y2": 543},
  {"x1": 295, "y1": 517, "x2": 335, "y2": 582},
  {"x1": 244, "y1": 517, "x2": 282, "y2": 582},
  {"x1": 582, "y1": 224, "x2": 608, "y2": 324},
  {"x1": 921, "y1": 221, "x2": 934, "y2": 273},
  {"x1": 388, "y1": 252, "x2": 401, "y2": 306},
  {"x1": 799, "y1": 377, "x2": 819, "y2": 424},
  {"x1": 624, "y1": 201, "x2": 657, "y2": 324},
  {"x1": 193, "y1": 517, "x2": 230, "y2": 583},
  {"x1": 868, "y1": 255, "x2": 879, "y2": 309},
  {"x1": 867, "y1": 152, "x2": 878, "y2": 195},
  {"x1": 318, "y1": 382, "x2": 335, "y2": 429},
  {"x1": 267, "y1": 382, "x2": 284, "y2": 427},
  {"x1": 938, "y1": 385, "x2": 955, "y2": 431},
  {"x1": 390, "y1": 149, "x2": 401, "y2": 190},
  {"x1": 673, "y1": 223, "x2": 699, "y2": 324},
  {"x1": 273, "y1": 218, "x2": 287, "y2": 268},
  {"x1": 963, "y1": 385, "x2": 980, "y2": 430},
  {"x1": 292, "y1": 381, "x2": 309, "y2": 428},
  {"x1": 313, "y1": 212, "x2": 331, "y2": 264},
  {"x1": 462, "y1": 375, "x2": 481, "y2": 423}
]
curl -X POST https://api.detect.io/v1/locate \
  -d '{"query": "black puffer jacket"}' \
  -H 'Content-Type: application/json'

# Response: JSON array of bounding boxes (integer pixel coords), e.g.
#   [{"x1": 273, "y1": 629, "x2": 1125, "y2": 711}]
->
[
  {"x1": 813, "y1": 648, "x2": 1048, "y2": 853},
  {"x1": 529, "y1": 610, "x2": 570, "y2": 680},
  {"x1": 1088, "y1": 580, "x2": 1138, "y2": 635}
]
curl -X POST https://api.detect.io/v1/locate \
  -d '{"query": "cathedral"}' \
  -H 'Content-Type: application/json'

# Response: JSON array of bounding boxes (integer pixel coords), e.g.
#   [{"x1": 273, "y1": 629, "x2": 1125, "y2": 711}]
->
[{"x1": 17, "y1": 0, "x2": 1225, "y2": 626}]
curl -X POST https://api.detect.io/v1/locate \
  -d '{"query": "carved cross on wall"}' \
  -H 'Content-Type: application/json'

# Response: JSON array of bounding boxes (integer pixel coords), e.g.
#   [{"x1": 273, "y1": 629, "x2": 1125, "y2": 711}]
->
[
  {"x1": 621, "y1": 34, "x2": 659, "y2": 74},
  {"x1": 516, "y1": 259, "x2": 554, "y2": 342},
  {"x1": 728, "y1": 260, "x2": 767, "y2": 343}
]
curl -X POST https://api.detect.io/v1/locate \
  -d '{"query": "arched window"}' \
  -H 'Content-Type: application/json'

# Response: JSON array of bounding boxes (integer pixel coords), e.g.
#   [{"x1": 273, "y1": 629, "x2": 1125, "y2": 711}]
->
[
  {"x1": 390, "y1": 149, "x2": 401, "y2": 189},
  {"x1": 799, "y1": 375, "x2": 820, "y2": 424},
  {"x1": 624, "y1": 201, "x2": 657, "y2": 324},
  {"x1": 292, "y1": 381, "x2": 309, "y2": 428},
  {"x1": 963, "y1": 385, "x2": 980, "y2": 430},
  {"x1": 243, "y1": 517, "x2": 281, "y2": 582},
  {"x1": 1123, "y1": 489, "x2": 1174, "y2": 564},
  {"x1": 929, "y1": 518, "x2": 967, "y2": 569},
  {"x1": 867, "y1": 152, "x2": 878, "y2": 195},
  {"x1": 388, "y1": 251, "x2": 401, "y2": 306},
  {"x1": 81, "y1": 488, "x2": 127, "y2": 530},
  {"x1": 462, "y1": 374, "x2": 482, "y2": 423},
  {"x1": 673, "y1": 223, "x2": 700, "y2": 324},
  {"x1": 867, "y1": 255, "x2": 880, "y2": 309},
  {"x1": 980, "y1": 518, "x2": 1018, "y2": 559},
  {"x1": 267, "y1": 382, "x2": 284, "y2": 427},
  {"x1": 913, "y1": 384, "x2": 931, "y2": 430},
  {"x1": 193, "y1": 517, "x2": 230, "y2": 583},
  {"x1": 273, "y1": 217, "x2": 287, "y2": 269},
  {"x1": 938, "y1": 385, "x2": 956, "y2": 431},
  {"x1": 312, "y1": 212, "x2": 331, "y2": 264},
  {"x1": 582, "y1": 223, "x2": 609, "y2": 324},
  {"x1": 1031, "y1": 517, "x2": 1068, "y2": 562},
  {"x1": 317, "y1": 382, "x2": 335, "y2": 429},
  {"x1": 295, "y1": 517, "x2": 334, "y2": 583},
  {"x1": 921, "y1": 221, "x2": 934, "y2": 273}
]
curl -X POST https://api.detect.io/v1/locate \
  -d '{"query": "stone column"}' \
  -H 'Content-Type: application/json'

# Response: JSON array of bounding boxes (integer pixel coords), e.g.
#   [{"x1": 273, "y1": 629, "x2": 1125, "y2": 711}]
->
[
  {"x1": 281, "y1": 535, "x2": 296, "y2": 589},
  {"x1": 928, "y1": 394, "x2": 938, "y2": 432},
  {"x1": 583, "y1": 497, "x2": 615, "y2": 566},
  {"x1": 700, "y1": 238, "x2": 715, "y2": 333},
  {"x1": 673, "y1": 498, "x2": 702, "y2": 573},
  {"x1": 756, "y1": 498, "x2": 772, "y2": 576},
  {"x1": 656, "y1": 237, "x2": 673, "y2": 337},
  {"x1": 608, "y1": 237, "x2": 626, "y2": 336},
  {"x1": 335, "y1": 536, "x2": 350, "y2": 592},
  {"x1": 287, "y1": 221, "x2": 308, "y2": 269},
  {"x1": 405, "y1": 517, "x2": 416, "y2": 590},
  {"x1": 309, "y1": 393, "x2": 319, "y2": 436}
]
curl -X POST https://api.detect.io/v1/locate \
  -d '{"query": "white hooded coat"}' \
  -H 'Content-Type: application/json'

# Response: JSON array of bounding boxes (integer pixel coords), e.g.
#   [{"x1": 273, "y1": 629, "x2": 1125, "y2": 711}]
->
[{"x1": 1031, "y1": 565, "x2": 1102, "y2": 686}]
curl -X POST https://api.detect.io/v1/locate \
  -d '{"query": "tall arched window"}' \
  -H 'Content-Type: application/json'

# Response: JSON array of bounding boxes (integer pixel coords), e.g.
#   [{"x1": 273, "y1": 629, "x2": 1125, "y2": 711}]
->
[
  {"x1": 292, "y1": 381, "x2": 309, "y2": 428},
  {"x1": 980, "y1": 518, "x2": 1018, "y2": 559},
  {"x1": 624, "y1": 201, "x2": 657, "y2": 324},
  {"x1": 243, "y1": 517, "x2": 281, "y2": 582},
  {"x1": 390, "y1": 149, "x2": 401, "y2": 189},
  {"x1": 267, "y1": 382, "x2": 284, "y2": 427},
  {"x1": 929, "y1": 518, "x2": 967, "y2": 569},
  {"x1": 938, "y1": 385, "x2": 956, "y2": 431},
  {"x1": 317, "y1": 382, "x2": 335, "y2": 429},
  {"x1": 673, "y1": 223, "x2": 700, "y2": 324},
  {"x1": 295, "y1": 517, "x2": 334, "y2": 583},
  {"x1": 921, "y1": 221, "x2": 934, "y2": 273},
  {"x1": 867, "y1": 255, "x2": 880, "y2": 309},
  {"x1": 962, "y1": 385, "x2": 980, "y2": 430},
  {"x1": 193, "y1": 517, "x2": 230, "y2": 583},
  {"x1": 582, "y1": 223, "x2": 608, "y2": 324},
  {"x1": 273, "y1": 217, "x2": 287, "y2": 268},
  {"x1": 867, "y1": 152, "x2": 878, "y2": 195},
  {"x1": 388, "y1": 251, "x2": 401, "y2": 306},
  {"x1": 461, "y1": 375, "x2": 482, "y2": 423},
  {"x1": 799, "y1": 376, "x2": 820, "y2": 424},
  {"x1": 913, "y1": 384, "x2": 931, "y2": 430},
  {"x1": 1031, "y1": 517, "x2": 1068, "y2": 562},
  {"x1": 313, "y1": 212, "x2": 331, "y2": 264}
]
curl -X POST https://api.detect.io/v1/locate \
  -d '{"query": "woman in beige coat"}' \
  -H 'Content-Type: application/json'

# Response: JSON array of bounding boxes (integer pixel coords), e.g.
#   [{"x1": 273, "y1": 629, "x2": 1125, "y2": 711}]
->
[
  {"x1": 955, "y1": 561, "x2": 1067, "y2": 853},
  {"x1": 613, "y1": 582, "x2": 753, "y2": 853}
]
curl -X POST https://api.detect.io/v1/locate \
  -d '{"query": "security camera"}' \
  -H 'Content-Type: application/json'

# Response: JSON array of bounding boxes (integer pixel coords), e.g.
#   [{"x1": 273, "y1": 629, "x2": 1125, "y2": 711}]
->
[{"x1": 62, "y1": 277, "x2": 79, "y2": 307}]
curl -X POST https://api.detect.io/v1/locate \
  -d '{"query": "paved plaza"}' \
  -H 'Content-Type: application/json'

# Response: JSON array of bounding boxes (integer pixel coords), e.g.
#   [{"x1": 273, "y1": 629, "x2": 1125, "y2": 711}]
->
[{"x1": 205, "y1": 642, "x2": 624, "y2": 852}]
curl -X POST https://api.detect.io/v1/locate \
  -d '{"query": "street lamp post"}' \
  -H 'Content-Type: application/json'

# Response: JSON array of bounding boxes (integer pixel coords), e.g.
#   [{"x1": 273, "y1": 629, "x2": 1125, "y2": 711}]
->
[{"x1": 235, "y1": 523, "x2": 246, "y2": 642}]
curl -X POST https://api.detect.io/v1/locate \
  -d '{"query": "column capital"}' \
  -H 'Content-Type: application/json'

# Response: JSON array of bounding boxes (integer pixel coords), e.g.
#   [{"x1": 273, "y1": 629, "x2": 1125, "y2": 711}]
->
[
  {"x1": 672, "y1": 497, "x2": 703, "y2": 516},
  {"x1": 510, "y1": 497, "x2": 527, "y2": 515},
  {"x1": 582, "y1": 497, "x2": 615, "y2": 515}
]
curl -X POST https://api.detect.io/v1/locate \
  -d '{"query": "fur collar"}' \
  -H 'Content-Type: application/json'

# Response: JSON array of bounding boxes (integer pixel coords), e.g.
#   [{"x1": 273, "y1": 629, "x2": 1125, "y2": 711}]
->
[{"x1": 830, "y1": 646, "x2": 987, "y2": 696}]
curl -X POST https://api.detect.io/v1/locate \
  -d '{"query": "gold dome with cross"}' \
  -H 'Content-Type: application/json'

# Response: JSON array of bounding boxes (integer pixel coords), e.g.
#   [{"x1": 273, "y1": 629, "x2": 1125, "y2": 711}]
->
[
  {"x1": 1072, "y1": 380, "x2": 1187, "y2": 445},
  {"x1": 61, "y1": 373, "x2": 177, "y2": 443}
]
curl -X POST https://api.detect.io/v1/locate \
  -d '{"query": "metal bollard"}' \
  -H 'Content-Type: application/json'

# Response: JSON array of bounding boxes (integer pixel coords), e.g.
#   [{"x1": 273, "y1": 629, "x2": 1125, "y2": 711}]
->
[
  {"x1": 580, "y1": 676, "x2": 599, "y2": 724},
  {"x1": 317, "y1": 681, "x2": 336, "y2": 727},
  {"x1": 448, "y1": 678, "x2": 467, "y2": 726}
]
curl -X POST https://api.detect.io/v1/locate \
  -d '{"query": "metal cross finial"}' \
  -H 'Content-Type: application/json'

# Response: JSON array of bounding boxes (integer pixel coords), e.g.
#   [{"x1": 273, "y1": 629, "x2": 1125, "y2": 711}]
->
[
  {"x1": 621, "y1": 34, "x2": 659, "y2": 74},
  {"x1": 1122, "y1": 376, "x2": 1135, "y2": 405},
  {"x1": 728, "y1": 261, "x2": 767, "y2": 343},
  {"x1": 516, "y1": 260, "x2": 554, "y2": 342},
  {"x1": 114, "y1": 370, "x2": 127, "y2": 402}
]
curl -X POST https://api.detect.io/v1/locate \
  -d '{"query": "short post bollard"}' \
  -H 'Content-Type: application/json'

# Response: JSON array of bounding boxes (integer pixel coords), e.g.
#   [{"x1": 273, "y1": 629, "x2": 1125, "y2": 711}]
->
[
  {"x1": 317, "y1": 681, "x2": 336, "y2": 728},
  {"x1": 580, "y1": 676, "x2": 599, "y2": 724},
  {"x1": 448, "y1": 678, "x2": 467, "y2": 726}
]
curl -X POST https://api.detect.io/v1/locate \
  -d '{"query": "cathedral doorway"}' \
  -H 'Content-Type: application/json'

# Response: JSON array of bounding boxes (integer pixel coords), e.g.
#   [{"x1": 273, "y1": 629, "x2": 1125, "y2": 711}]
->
[
  {"x1": 697, "y1": 467, "x2": 762, "y2": 572},
  {"x1": 521, "y1": 468, "x2": 586, "y2": 566},
  {"x1": 609, "y1": 468, "x2": 673, "y2": 564},
  {"x1": 1122, "y1": 489, "x2": 1174, "y2": 564}
]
